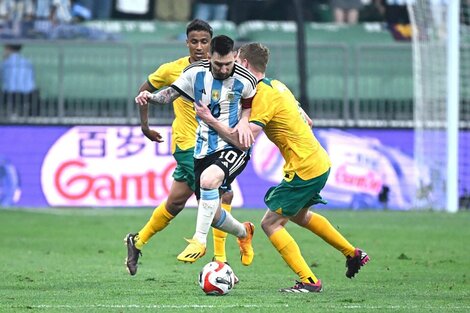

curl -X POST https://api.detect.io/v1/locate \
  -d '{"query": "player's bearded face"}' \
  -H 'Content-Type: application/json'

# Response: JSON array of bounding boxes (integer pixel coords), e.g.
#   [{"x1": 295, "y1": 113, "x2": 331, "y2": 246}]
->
[{"x1": 210, "y1": 52, "x2": 235, "y2": 80}]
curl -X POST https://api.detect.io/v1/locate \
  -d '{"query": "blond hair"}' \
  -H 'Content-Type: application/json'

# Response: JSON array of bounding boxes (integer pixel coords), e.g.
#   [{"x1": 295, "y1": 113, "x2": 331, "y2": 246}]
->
[{"x1": 238, "y1": 43, "x2": 269, "y2": 73}]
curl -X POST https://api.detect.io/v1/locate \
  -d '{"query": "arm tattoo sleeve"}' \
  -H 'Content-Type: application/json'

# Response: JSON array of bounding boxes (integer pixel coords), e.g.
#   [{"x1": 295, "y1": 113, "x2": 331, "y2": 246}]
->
[{"x1": 150, "y1": 87, "x2": 180, "y2": 104}]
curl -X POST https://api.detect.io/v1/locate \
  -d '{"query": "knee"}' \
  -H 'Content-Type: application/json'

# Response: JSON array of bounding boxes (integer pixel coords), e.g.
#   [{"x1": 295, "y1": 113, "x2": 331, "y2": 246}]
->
[
  {"x1": 290, "y1": 209, "x2": 312, "y2": 227},
  {"x1": 260, "y1": 218, "x2": 272, "y2": 235},
  {"x1": 261, "y1": 211, "x2": 288, "y2": 237},
  {"x1": 290, "y1": 214, "x2": 308, "y2": 227},
  {"x1": 200, "y1": 171, "x2": 221, "y2": 189}
]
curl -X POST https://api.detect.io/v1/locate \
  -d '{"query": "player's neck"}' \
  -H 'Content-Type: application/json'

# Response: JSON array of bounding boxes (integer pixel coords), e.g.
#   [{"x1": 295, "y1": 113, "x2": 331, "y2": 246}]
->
[{"x1": 252, "y1": 71, "x2": 264, "y2": 81}]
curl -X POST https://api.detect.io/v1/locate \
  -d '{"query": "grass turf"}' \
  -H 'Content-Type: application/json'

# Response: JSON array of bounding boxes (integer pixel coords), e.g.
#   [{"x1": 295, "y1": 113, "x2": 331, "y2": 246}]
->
[{"x1": 1, "y1": 208, "x2": 469, "y2": 312}]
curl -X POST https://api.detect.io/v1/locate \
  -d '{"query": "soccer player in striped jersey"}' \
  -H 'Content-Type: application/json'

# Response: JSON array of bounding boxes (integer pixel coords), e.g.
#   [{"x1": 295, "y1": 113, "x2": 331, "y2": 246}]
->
[
  {"x1": 135, "y1": 35, "x2": 257, "y2": 266},
  {"x1": 124, "y1": 20, "x2": 238, "y2": 276},
  {"x1": 195, "y1": 42, "x2": 370, "y2": 292}
]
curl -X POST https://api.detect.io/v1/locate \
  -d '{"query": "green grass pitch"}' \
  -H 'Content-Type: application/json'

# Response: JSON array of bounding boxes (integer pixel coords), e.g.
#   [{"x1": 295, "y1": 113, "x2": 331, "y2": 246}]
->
[{"x1": 1, "y1": 208, "x2": 469, "y2": 312}]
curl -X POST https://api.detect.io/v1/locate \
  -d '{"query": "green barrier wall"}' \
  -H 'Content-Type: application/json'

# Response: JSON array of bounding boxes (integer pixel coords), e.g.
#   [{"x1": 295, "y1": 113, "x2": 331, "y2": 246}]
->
[{"x1": 1, "y1": 21, "x2": 416, "y2": 124}]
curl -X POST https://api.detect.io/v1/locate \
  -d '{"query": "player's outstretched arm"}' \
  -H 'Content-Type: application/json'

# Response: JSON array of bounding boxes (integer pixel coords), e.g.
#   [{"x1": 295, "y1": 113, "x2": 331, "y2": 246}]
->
[
  {"x1": 137, "y1": 102, "x2": 163, "y2": 142},
  {"x1": 138, "y1": 101, "x2": 164, "y2": 143},
  {"x1": 134, "y1": 90, "x2": 162, "y2": 142},
  {"x1": 135, "y1": 88, "x2": 180, "y2": 106},
  {"x1": 135, "y1": 87, "x2": 181, "y2": 143},
  {"x1": 150, "y1": 87, "x2": 180, "y2": 105}
]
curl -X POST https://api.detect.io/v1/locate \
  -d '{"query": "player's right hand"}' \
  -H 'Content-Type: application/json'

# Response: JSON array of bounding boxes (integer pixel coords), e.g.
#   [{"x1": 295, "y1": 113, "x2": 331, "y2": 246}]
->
[
  {"x1": 232, "y1": 119, "x2": 254, "y2": 149},
  {"x1": 135, "y1": 90, "x2": 152, "y2": 105},
  {"x1": 142, "y1": 128, "x2": 164, "y2": 143}
]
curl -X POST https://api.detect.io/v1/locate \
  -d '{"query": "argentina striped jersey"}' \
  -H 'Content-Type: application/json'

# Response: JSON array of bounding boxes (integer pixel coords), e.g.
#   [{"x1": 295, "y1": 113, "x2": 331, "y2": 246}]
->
[{"x1": 171, "y1": 60, "x2": 257, "y2": 159}]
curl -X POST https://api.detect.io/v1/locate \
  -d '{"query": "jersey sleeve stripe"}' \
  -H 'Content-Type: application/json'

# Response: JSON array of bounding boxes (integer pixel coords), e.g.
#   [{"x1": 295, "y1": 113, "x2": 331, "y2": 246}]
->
[
  {"x1": 171, "y1": 84, "x2": 195, "y2": 102},
  {"x1": 250, "y1": 120, "x2": 265, "y2": 128},
  {"x1": 234, "y1": 66, "x2": 257, "y2": 89},
  {"x1": 183, "y1": 60, "x2": 209, "y2": 73}
]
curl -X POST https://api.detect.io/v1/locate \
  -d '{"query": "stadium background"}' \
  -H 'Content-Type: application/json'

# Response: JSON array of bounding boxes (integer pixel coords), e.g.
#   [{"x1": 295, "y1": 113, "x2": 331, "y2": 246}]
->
[
  {"x1": 1, "y1": 4, "x2": 470, "y2": 312},
  {"x1": 0, "y1": 0, "x2": 470, "y2": 313},
  {"x1": 0, "y1": 19, "x2": 469, "y2": 210}
]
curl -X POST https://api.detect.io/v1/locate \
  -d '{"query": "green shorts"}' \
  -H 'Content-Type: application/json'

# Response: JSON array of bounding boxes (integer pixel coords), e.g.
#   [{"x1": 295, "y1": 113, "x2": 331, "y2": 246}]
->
[
  {"x1": 264, "y1": 169, "x2": 330, "y2": 217},
  {"x1": 172, "y1": 145, "x2": 196, "y2": 191}
]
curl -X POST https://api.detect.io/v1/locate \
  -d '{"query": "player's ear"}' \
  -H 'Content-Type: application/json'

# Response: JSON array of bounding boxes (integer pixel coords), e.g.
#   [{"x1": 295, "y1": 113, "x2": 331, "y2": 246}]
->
[{"x1": 239, "y1": 58, "x2": 248, "y2": 68}]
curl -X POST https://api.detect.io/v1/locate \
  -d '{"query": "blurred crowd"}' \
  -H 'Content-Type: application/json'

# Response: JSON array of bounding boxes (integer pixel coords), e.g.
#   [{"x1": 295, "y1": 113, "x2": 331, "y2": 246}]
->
[
  {"x1": 0, "y1": 0, "x2": 421, "y2": 39},
  {"x1": 1, "y1": 0, "x2": 468, "y2": 41},
  {"x1": 0, "y1": 0, "x2": 117, "y2": 39}
]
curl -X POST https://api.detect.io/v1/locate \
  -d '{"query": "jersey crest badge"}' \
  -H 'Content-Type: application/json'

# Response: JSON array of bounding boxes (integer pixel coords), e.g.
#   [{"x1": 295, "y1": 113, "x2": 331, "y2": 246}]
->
[{"x1": 211, "y1": 89, "x2": 220, "y2": 102}]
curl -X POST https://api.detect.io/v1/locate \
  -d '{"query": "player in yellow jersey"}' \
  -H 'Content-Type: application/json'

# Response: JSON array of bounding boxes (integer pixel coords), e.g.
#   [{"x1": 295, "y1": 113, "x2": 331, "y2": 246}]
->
[
  {"x1": 124, "y1": 19, "x2": 237, "y2": 278},
  {"x1": 195, "y1": 42, "x2": 370, "y2": 292}
]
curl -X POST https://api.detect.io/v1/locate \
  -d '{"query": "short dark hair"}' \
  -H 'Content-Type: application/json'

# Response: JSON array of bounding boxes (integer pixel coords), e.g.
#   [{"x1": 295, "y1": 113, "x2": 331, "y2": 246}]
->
[
  {"x1": 5, "y1": 44, "x2": 22, "y2": 52},
  {"x1": 210, "y1": 35, "x2": 234, "y2": 56},
  {"x1": 186, "y1": 19, "x2": 213, "y2": 37}
]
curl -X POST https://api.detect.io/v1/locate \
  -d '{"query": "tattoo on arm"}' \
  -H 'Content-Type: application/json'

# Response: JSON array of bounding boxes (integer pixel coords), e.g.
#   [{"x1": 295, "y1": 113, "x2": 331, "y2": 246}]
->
[{"x1": 150, "y1": 87, "x2": 180, "y2": 104}]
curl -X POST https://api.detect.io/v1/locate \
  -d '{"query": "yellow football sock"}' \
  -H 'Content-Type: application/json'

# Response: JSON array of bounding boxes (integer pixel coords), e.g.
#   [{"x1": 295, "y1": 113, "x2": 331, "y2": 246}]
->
[
  {"x1": 135, "y1": 201, "x2": 174, "y2": 250},
  {"x1": 269, "y1": 228, "x2": 318, "y2": 284},
  {"x1": 305, "y1": 213, "x2": 355, "y2": 257},
  {"x1": 212, "y1": 203, "x2": 231, "y2": 262}
]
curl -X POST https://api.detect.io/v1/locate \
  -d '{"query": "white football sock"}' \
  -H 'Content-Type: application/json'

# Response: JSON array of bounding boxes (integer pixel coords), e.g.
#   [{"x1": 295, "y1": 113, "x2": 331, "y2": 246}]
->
[
  {"x1": 193, "y1": 188, "x2": 219, "y2": 245},
  {"x1": 213, "y1": 208, "x2": 247, "y2": 238}
]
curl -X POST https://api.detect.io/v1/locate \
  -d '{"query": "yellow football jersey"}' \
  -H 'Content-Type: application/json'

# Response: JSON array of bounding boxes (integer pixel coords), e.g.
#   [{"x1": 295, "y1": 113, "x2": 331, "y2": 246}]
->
[
  {"x1": 147, "y1": 56, "x2": 197, "y2": 153},
  {"x1": 249, "y1": 78, "x2": 331, "y2": 181}
]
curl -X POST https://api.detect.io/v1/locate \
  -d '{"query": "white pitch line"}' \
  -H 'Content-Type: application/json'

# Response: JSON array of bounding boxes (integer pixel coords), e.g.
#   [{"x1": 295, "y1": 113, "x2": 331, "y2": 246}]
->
[
  {"x1": 344, "y1": 305, "x2": 470, "y2": 310},
  {"x1": 6, "y1": 304, "x2": 289, "y2": 310},
  {"x1": 3, "y1": 304, "x2": 470, "y2": 310}
]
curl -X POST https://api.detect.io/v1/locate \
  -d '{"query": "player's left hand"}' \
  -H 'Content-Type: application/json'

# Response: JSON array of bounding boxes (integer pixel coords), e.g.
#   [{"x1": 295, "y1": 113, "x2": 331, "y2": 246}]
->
[{"x1": 194, "y1": 101, "x2": 215, "y2": 123}]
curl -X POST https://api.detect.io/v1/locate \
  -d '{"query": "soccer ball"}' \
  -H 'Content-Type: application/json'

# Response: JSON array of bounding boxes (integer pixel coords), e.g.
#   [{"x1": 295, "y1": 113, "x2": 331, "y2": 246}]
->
[{"x1": 198, "y1": 261, "x2": 235, "y2": 296}]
